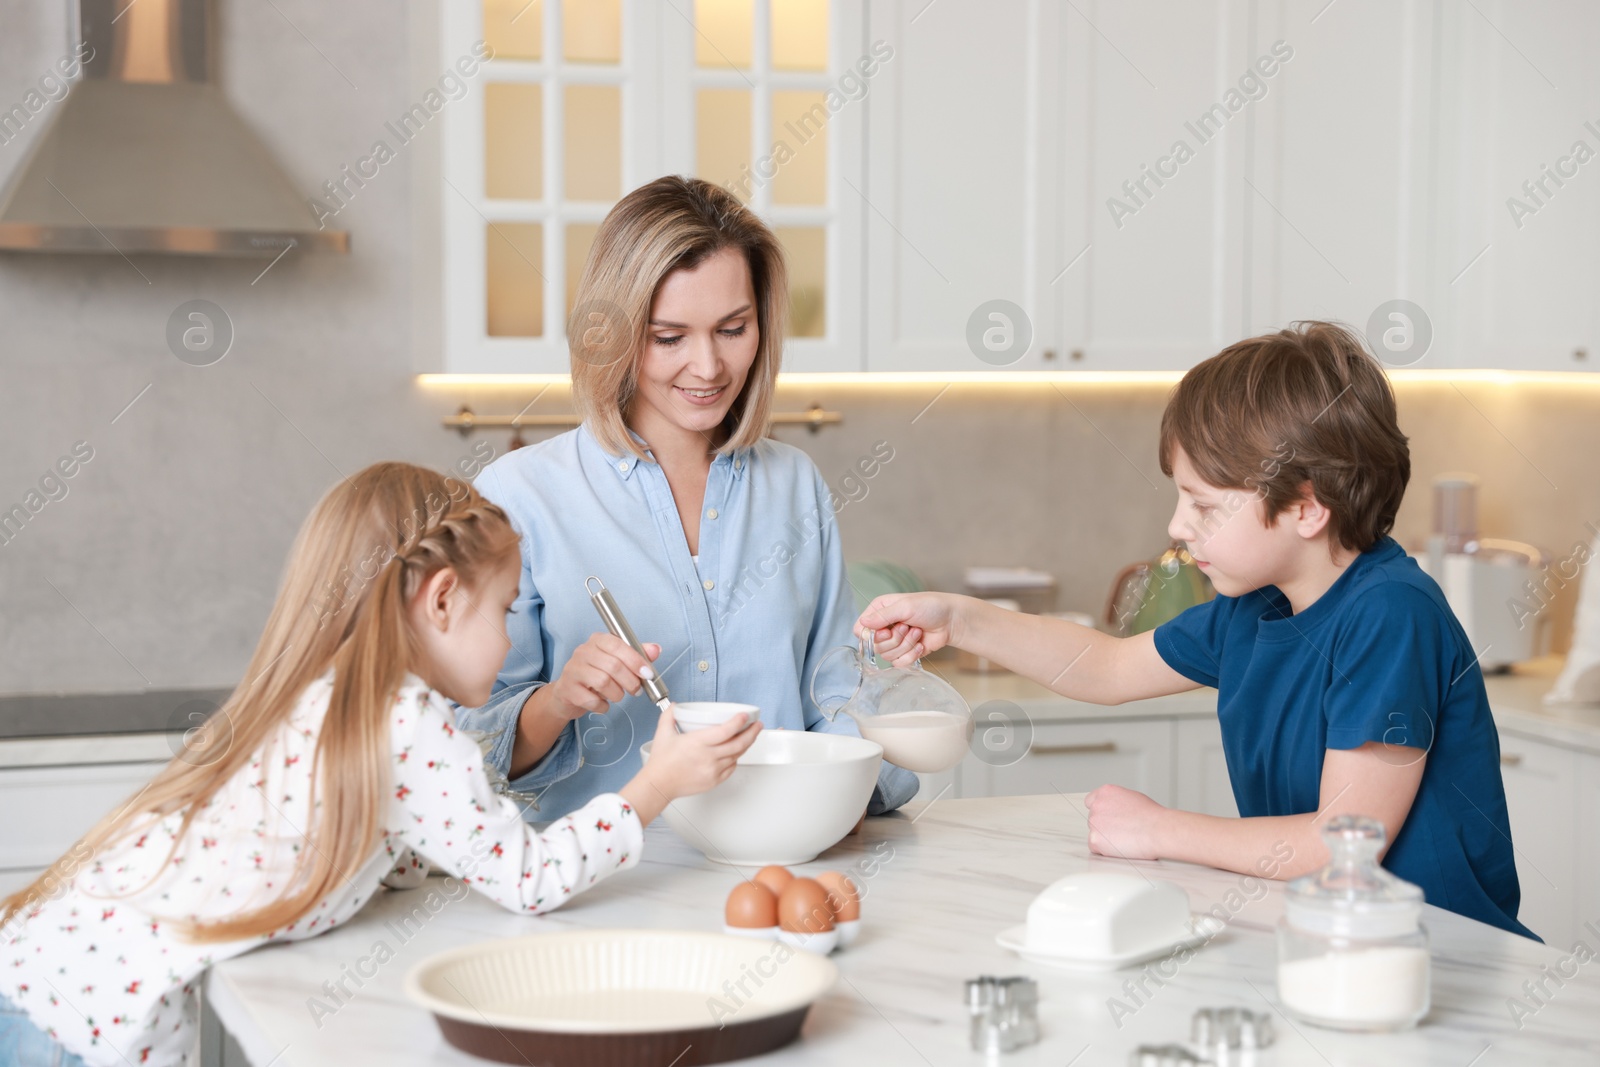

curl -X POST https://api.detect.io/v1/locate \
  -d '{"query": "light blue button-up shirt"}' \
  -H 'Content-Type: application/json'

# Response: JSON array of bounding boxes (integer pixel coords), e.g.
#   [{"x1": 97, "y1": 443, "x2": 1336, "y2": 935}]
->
[{"x1": 460, "y1": 423, "x2": 919, "y2": 821}]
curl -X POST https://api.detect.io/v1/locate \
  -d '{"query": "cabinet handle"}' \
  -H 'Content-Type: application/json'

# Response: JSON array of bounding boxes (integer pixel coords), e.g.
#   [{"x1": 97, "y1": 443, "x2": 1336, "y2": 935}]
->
[
  {"x1": 1030, "y1": 741, "x2": 1118, "y2": 756},
  {"x1": 1500, "y1": 753, "x2": 1524, "y2": 767}
]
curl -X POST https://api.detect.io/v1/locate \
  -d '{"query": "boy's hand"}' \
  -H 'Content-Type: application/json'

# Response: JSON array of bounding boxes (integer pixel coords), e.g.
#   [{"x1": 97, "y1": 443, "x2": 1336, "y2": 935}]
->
[
  {"x1": 620, "y1": 706, "x2": 761, "y2": 825},
  {"x1": 856, "y1": 592, "x2": 960, "y2": 667},
  {"x1": 1085, "y1": 784, "x2": 1167, "y2": 861}
]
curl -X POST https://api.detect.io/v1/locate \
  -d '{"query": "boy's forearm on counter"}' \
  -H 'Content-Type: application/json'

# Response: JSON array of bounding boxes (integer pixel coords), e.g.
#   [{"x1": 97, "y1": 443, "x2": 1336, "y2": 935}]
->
[{"x1": 1154, "y1": 809, "x2": 1325, "y2": 881}]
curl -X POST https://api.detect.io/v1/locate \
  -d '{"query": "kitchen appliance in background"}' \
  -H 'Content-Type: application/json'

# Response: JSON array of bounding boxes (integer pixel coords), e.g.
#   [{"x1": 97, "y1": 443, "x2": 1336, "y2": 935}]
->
[
  {"x1": 1418, "y1": 474, "x2": 1549, "y2": 673},
  {"x1": 964, "y1": 567, "x2": 1057, "y2": 615},
  {"x1": 1104, "y1": 541, "x2": 1214, "y2": 637}
]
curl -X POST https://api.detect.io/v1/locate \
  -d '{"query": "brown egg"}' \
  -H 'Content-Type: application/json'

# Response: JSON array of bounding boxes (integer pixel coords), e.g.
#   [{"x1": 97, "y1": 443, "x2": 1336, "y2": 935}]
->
[
  {"x1": 778, "y1": 877, "x2": 835, "y2": 934},
  {"x1": 753, "y1": 865, "x2": 794, "y2": 897},
  {"x1": 816, "y1": 870, "x2": 862, "y2": 922},
  {"x1": 725, "y1": 881, "x2": 779, "y2": 929}
]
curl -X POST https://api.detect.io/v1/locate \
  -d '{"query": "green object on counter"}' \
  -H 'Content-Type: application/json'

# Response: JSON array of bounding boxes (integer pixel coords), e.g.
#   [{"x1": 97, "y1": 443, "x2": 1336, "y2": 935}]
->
[
  {"x1": 1130, "y1": 543, "x2": 1213, "y2": 634},
  {"x1": 847, "y1": 559, "x2": 924, "y2": 615}
]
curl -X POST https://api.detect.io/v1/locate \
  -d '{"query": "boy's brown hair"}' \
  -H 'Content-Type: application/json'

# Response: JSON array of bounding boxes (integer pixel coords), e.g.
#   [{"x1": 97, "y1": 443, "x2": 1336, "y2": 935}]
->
[{"x1": 1158, "y1": 321, "x2": 1410, "y2": 552}]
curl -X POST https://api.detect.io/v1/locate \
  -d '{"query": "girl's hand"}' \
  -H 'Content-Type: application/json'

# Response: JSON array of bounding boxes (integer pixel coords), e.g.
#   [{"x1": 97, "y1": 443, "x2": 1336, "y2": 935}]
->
[
  {"x1": 855, "y1": 592, "x2": 959, "y2": 667},
  {"x1": 1084, "y1": 784, "x2": 1167, "y2": 861},
  {"x1": 621, "y1": 707, "x2": 762, "y2": 825},
  {"x1": 539, "y1": 634, "x2": 661, "y2": 721}
]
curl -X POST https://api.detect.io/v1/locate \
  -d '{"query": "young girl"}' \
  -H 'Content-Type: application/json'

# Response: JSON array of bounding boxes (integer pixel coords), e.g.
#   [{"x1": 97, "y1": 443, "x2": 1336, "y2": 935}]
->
[{"x1": 0, "y1": 462, "x2": 760, "y2": 1066}]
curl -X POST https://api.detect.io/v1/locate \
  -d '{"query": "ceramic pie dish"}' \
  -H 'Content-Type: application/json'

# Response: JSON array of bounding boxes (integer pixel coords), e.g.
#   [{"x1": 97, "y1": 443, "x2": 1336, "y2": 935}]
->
[{"x1": 405, "y1": 928, "x2": 838, "y2": 1065}]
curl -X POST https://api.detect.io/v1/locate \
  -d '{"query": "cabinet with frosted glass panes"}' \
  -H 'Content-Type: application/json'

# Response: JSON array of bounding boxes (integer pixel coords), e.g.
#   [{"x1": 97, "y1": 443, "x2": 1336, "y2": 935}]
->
[{"x1": 431, "y1": 0, "x2": 864, "y2": 373}]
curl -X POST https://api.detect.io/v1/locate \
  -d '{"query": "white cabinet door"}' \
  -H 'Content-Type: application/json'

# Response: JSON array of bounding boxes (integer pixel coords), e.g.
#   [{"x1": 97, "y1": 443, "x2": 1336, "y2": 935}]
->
[
  {"x1": 1054, "y1": 0, "x2": 1255, "y2": 370},
  {"x1": 862, "y1": 0, "x2": 1055, "y2": 372},
  {"x1": 1497, "y1": 734, "x2": 1577, "y2": 947},
  {"x1": 1244, "y1": 2, "x2": 1439, "y2": 357},
  {"x1": 0, "y1": 761, "x2": 168, "y2": 871},
  {"x1": 1173, "y1": 717, "x2": 1237, "y2": 819},
  {"x1": 1432, "y1": 1, "x2": 1600, "y2": 372},
  {"x1": 968, "y1": 719, "x2": 1174, "y2": 804}
]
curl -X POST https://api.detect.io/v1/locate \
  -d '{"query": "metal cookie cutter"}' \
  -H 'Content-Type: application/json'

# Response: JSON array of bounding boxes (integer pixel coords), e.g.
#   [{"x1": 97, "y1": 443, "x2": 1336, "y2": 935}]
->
[
  {"x1": 1130, "y1": 1007, "x2": 1274, "y2": 1066},
  {"x1": 964, "y1": 975, "x2": 1039, "y2": 1053},
  {"x1": 1130, "y1": 1045, "x2": 1205, "y2": 1067},
  {"x1": 1191, "y1": 1006, "x2": 1274, "y2": 1053}
]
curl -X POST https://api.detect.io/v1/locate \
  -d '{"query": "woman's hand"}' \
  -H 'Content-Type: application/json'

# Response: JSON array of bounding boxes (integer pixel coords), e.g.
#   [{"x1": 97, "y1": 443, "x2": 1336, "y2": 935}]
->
[
  {"x1": 1084, "y1": 784, "x2": 1168, "y2": 861},
  {"x1": 536, "y1": 634, "x2": 661, "y2": 722},
  {"x1": 855, "y1": 592, "x2": 961, "y2": 667},
  {"x1": 621, "y1": 707, "x2": 762, "y2": 825}
]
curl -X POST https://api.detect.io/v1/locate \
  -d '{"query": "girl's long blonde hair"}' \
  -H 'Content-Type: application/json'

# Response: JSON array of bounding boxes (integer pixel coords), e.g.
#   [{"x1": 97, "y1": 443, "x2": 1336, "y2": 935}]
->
[
  {"x1": 569, "y1": 175, "x2": 789, "y2": 459},
  {"x1": 0, "y1": 463, "x2": 520, "y2": 943}
]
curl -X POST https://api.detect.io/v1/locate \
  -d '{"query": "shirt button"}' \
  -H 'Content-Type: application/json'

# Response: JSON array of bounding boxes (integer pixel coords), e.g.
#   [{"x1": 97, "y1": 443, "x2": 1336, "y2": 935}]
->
[
  {"x1": 617, "y1": 461, "x2": 630, "y2": 472},
  {"x1": 706, "y1": 508, "x2": 719, "y2": 520},
  {"x1": 703, "y1": 579, "x2": 715, "y2": 590},
  {"x1": 734, "y1": 459, "x2": 742, "y2": 471},
  {"x1": 698, "y1": 660, "x2": 709, "y2": 672}
]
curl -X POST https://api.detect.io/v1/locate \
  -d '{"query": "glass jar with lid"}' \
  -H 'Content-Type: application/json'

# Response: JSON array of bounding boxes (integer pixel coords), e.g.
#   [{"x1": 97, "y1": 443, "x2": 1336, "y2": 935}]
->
[{"x1": 1276, "y1": 815, "x2": 1430, "y2": 1031}]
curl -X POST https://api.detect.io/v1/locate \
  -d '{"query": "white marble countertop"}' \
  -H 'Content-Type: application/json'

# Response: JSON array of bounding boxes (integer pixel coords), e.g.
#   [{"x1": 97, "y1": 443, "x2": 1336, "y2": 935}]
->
[{"x1": 208, "y1": 793, "x2": 1600, "y2": 1066}]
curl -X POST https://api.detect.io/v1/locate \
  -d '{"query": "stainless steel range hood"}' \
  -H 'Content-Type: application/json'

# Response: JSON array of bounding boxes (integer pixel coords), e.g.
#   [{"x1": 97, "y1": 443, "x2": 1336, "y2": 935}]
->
[{"x1": 0, "y1": 0, "x2": 348, "y2": 256}]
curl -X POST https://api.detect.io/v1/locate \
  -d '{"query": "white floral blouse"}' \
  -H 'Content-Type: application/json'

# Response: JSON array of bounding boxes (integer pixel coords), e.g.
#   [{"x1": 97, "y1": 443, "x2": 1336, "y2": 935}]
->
[{"x1": 1, "y1": 672, "x2": 642, "y2": 1066}]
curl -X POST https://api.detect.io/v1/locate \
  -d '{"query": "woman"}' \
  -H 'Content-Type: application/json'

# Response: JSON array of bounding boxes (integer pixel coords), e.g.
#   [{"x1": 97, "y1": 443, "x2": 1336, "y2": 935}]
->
[{"x1": 459, "y1": 176, "x2": 918, "y2": 821}]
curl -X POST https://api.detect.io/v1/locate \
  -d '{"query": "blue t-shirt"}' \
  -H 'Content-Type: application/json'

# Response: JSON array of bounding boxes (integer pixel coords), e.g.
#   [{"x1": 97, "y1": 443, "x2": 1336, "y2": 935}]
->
[{"x1": 1154, "y1": 536, "x2": 1535, "y2": 940}]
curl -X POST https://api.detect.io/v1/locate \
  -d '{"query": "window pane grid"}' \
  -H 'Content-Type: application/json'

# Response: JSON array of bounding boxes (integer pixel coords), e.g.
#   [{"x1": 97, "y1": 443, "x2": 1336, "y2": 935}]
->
[
  {"x1": 689, "y1": 0, "x2": 833, "y2": 342},
  {"x1": 481, "y1": 1, "x2": 630, "y2": 340}
]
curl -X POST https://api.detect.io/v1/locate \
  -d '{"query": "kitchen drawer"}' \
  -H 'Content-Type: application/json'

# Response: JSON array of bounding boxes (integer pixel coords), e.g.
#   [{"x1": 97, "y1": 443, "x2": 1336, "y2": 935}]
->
[
  {"x1": 1497, "y1": 734, "x2": 1578, "y2": 947},
  {"x1": 1173, "y1": 718, "x2": 1237, "y2": 818},
  {"x1": 0, "y1": 761, "x2": 168, "y2": 870},
  {"x1": 968, "y1": 720, "x2": 1174, "y2": 804}
]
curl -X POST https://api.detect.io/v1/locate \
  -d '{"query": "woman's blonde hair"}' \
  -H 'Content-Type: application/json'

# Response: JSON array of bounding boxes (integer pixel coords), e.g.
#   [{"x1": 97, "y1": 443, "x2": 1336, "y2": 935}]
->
[
  {"x1": 0, "y1": 463, "x2": 520, "y2": 943},
  {"x1": 569, "y1": 175, "x2": 789, "y2": 459}
]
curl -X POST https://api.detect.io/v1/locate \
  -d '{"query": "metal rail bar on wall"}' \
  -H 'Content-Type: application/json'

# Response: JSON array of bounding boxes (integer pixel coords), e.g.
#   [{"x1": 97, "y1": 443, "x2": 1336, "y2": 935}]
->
[{"x1": 441, "y1": 404, "x2": 842, "y2": 435}]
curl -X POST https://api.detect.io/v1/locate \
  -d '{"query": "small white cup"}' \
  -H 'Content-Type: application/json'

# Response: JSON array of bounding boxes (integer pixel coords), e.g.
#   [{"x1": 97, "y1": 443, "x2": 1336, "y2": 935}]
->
[{"x1": 671, "y1": 702, "x2": 760, "y2": 733}]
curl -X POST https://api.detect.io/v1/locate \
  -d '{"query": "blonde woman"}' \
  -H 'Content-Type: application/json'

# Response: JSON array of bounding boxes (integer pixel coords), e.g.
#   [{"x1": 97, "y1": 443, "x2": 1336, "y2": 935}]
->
[
  {"x1": 0, "y1": 464, "x2": 758, "y2": 1067},
  {"x1": 462, "y1": 176, "x2": 918, "y2": 821}
]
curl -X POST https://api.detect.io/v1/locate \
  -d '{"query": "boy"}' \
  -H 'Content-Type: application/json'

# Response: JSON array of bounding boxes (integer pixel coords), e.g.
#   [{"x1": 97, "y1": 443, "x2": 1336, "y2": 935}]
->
[{"x1": 859, "y1": 321, "x2": 1533, "y2": 939}]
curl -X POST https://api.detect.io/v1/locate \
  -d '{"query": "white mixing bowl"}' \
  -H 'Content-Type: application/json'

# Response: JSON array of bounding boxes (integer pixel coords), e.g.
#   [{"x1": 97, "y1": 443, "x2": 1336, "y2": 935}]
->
[{"x1": 640, "y1": 730, "x2": 883, "y2": 866}]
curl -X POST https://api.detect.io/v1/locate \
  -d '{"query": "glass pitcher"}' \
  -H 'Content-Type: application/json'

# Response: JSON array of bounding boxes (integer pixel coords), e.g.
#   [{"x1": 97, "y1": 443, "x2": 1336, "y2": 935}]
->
[{"x1": 810, "y1": 635, "x2": 974, "y2": 773}]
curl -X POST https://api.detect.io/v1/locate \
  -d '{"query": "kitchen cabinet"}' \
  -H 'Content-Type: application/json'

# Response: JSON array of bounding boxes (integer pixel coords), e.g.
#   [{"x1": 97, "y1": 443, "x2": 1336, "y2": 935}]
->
[
  {"x1": 1053, "y1": 0, "x2": 1255, "y2": 370},
  {"x1": 961, "y1": 718, "x2": 1176, "y2": 804},
  {"x1": 434, "y1": 0, "x2": 866, "y2": 374},
  {"x1": 857, "y1": 0, "x2": 1600, "y2": 375},
  {"x1": 860, "y1": 0, "x2": 1049, "y2": 372},
  {"x1": 1172, "y1": 716, "x2": 1238, "y2": 819},
  {"x1": 1497, "y1": 732, "x2": 1579, "y2": 948},
  {"x1": 1428, "y1": 2, "x2": 1600, "y2": 371},
  {"x1": 0, "y1": 759, "x2": 170, "y2": 891},
  {"x1": 1244, "y1": 2, "x2": 1438, "y2": 353},
  {"x1": 1577, "y1": 761, "x2": 1600, "y2": 945},
  {"x1": 431, "y1": 1, "x2": 1600, "y2": 376}
]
